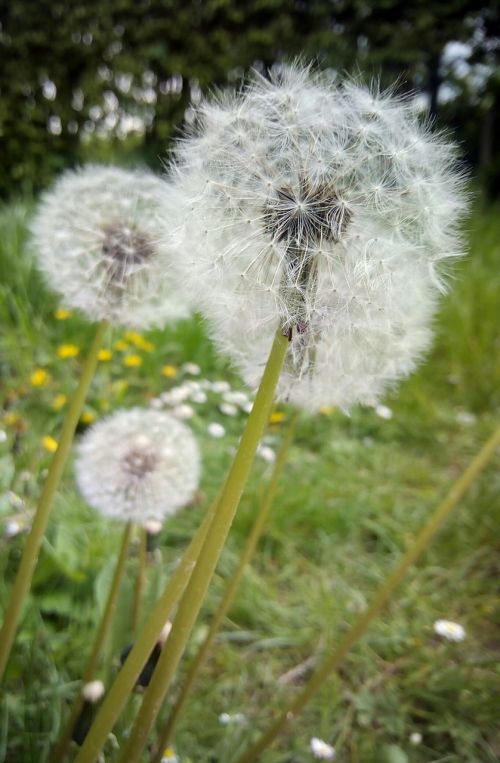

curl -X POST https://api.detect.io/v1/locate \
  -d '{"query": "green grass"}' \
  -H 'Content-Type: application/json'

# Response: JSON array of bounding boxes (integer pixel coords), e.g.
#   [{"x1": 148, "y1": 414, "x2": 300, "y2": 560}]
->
[{"x1": 0, "y1": 196, "x2": 499, "y2": 763}]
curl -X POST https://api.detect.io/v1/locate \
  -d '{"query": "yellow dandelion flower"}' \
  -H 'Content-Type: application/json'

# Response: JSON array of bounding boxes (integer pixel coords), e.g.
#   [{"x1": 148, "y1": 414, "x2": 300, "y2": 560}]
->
[
  {"x1": 114, "y1": 339, "x2": 129, "y2": 352},
  {"x1": 52, "y1": 393, "x2": 67, "y2": 410},
  {"x1": 270, "y1": 411, "x2": 286, "y2": 424},
  {"x1": 319, "y1": 406, "x2": 335, "y2": 416},
  {"x1": 54, "y1": 308, "x2": 72, "y2": 320},
  {"x1": 57, "y1": 344, "x2": 80, "y2": 359},
  {"x1": 30, "y1": 368, "x2": 49, "y2": 387},
  {"x1": 98, "y1": 349, "x2": 113, "y2": 362},
  {"x1": 81, "y1": 411, "x2": 96, "y2": 424},
  {"x1": 42, "y1": 435, "x2": 58, "y2": 453},
  {"x1": 161, "y1": 365, "x2": 177, "y2": 378},
  {"x1": 4, "y1": 412, "x2": 19, "y2": 426},
  {"x1": 124, "y1": 354, "x2": 142, "y2": 367},
  {"x1": 124, "y1": 331, "x2": 143, "y2": 345}
]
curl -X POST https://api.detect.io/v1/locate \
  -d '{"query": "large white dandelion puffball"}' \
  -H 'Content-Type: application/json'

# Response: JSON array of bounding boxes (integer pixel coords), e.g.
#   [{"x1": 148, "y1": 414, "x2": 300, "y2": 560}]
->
[
  {"x1": 165, "y1": 64, "x2": 468, "y2": 410},
  {"x1": 30, "y1": 164, "x2": 190, "y2": 329},
  {"x1": 75, "y1": 408, "x2": 200, "y2": 524}
]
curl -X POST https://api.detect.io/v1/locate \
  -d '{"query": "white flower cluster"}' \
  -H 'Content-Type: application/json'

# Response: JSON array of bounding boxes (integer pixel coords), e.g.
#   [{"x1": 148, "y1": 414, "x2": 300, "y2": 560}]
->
[
  {"x1": 30, "y1": 164, "x2": 190, "y2": 328},
  {"x1": 433, "y1": 619, "x2": 466, "y2": 642},
  {"x1": 75, "y1": 408, "x2": 200, "y2": 523},
  {"x1": 165, "y1": 64, "x2": 468, "y2": 410}
]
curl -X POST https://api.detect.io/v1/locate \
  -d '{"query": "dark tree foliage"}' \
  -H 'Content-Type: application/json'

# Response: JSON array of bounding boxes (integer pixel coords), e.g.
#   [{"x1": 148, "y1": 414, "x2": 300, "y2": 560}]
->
[{"x1": 0, "y1": 0, "x2": 498, "y2": 197}]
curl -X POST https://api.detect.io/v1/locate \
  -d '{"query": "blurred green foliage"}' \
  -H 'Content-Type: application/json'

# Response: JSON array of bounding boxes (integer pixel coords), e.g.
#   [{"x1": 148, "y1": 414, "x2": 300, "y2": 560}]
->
[{"x1": 1, "y1": 0, "x2": 499, "y2": 197}]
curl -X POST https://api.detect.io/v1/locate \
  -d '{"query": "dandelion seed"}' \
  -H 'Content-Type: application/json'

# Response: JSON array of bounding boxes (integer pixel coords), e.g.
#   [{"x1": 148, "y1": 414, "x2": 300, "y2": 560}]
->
[
  {"x1": 54, "y1": 308, "x2": 72, "y2": 320},
  {"x1": 57, "y1": 344, "x2": 80, "y2": 359},
  {"x1": 31, "y1": 368, "x2": 49, "y2": 387},
  {"x1": 30, "y1": 164, "x2": 191, "y2": 328},
  {"x1": 433, "y1": 619, "x2": 466, "y2": 642},
  {"x1": 208, "y1": 422, "x2": 225, "y2": 438},
  {"x1": 124, "y1": 354, "x2": 142, "y2": 367},
  {"x1": 166, "y1": 64, "x2": 468, "y2": 410},
  {"x1": 161, "y1": 365, "x2": 178, "y2": 378},
  {"x1": 75, "y1": 408, "x2": 200, "y2": 523},
  {"x1": 98, "y1": 349, "x2": 113, "y2": 361},
  {"x1": 42, "y1": 435, "x2": 58, "y2": 452},
  {"x1": 310, "y1": 737, "x2": 336, "y2": 760}
]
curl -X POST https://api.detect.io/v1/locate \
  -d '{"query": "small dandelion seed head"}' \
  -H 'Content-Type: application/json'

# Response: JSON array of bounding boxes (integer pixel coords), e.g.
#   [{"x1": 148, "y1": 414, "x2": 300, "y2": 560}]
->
[
  {"x1": 30, "y1": 164, "x2": 191, "y2": 329},
  {"x1": 75, "y1": 408, "x2": 200, "y2": 524},
  {"x1": 165, "y1": 63, "x2": 469, "y2": 411}
]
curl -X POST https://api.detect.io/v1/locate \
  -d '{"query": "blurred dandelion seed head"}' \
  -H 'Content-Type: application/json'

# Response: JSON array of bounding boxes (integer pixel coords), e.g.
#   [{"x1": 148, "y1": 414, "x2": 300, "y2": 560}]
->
[
  {"x1": 30, "y1": 164, "x2": 191, "y2": 329},
  {"x1": 166, "y1": 63, "x2": 468, "y2": 410},
  {"x1": 75, "y1": 408, "x2": 200, "y2": 523}
]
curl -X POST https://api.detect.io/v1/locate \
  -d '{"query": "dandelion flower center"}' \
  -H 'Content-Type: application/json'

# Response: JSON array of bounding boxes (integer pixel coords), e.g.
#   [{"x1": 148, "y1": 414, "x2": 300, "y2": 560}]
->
[
  {"x1": 122, "y1": 437, "x2": 158, "y2": 478},
  {"x1": 265, "y1": 179, "x2": 351, "y2": 245},
  {"x1": 102, "y1": 224, "x2": 154, "y2": 283}
]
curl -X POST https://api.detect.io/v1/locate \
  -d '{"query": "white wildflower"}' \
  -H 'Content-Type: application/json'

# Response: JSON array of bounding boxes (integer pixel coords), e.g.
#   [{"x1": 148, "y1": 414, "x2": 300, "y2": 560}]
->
[
  {"x1": 166, "y1": 64, "x2": 468, "y2": 410},
  {"x1": 410, "y1": 732, "x2": 423, "y2": 745},
  {"x1": 171, "y1": 404, "x2": 195, "y2": 419},
  {"x1": 375, "y1": 404, "x2": 393, "y2": 420},
  {"x1": 223, "y1": 390, "x2": 251, "y2": 408},
  {"x1": 4, "y1": 520, "x2": 22, "y2": 539},
  {"x1": 81, "y1": 680, "x2": 105, "y2": 704},
  {"x1": 310, "y1": 737, "x2": 336, "y2": 760},
  {"x1": 162, "y1": 386, "x2": 191, "y2": 405},
  {"x1": 183, "y1": 362, "x2": 201, "y2": 375},
  {"x1": 257, "y1": 444, "x2": 276, "y2": 463},
  {"x1": 160, "y1": 747, "x2": 179, "y2": 763},
  {"x1": 190, "y1": 390, "x2": 207, "y2": 404},
  {"x1": 30, "y1": 164, "x2": 190, "y2": 328},
  {"x1": 218, "y1": 712, "x2": 247, "y2": 725},
  {"x1": 455, "y1": 409, "x2": 476, "y2": 427},
  {"x1": 208, "y1": 422, "x2": 225, "y2": 438},
  {"x1": 211, "y1": 381, "x2": 231, "y2": 393},
  {"x1": 75, "y1": 408, "x2": 200, "y2": 523},
  {"x1": 219, "y1": 402, "x2": 238, "y2": 416},
  {"x1": 0, "y1": 430, "x2": 7, "y2": 443},
  {"x1": 433, "y1": 619, "x2": 466, "y2": 642}
]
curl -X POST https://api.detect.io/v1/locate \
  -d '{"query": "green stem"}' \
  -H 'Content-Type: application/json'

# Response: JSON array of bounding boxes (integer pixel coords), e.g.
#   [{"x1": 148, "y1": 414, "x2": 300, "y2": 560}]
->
[
  {"x1": 0, "y1": 320, "x2": 107, "y2": 680},
  {"x1": 74, "y1": 497, "x2": 218, "y2": 763},
  {"x1": 132, "y1": 526, "x2": 147, "y2": 636},
  {"x1": 119, "y1": 329, "x2": 289, "y2": 763},
  {"x1": 235, "y1": 424, "x2": 500, "y2": 763},
  {"x1": 51, "y1": 522, "x2": 133, "y2": 763},
  {"x1": 154, "y1": 412, "x2": 298, "y2": 759}
]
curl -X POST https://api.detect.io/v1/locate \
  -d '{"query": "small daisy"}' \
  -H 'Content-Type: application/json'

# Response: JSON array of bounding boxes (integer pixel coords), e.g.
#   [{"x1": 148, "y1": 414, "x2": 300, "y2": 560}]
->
[
  {"x1": 310, "y1": 737, "x2": 336, "y2": 760},
  {"x1": 211, "y1": 381, "x2": 231, "y2": 394},
  {"x1": 75, "y1": 408, "x2": 200, "y2": 523},
  {"x1": 375, "y1": 404, "x2": 393, "y2": 420},
  {"x1": 257, "y1": 444, "x2": 276, "y2": 463},
  {"x1": 219, "y1": 403, "x2": 238, "y2": 417},
  {"x1": 171, "y1": 404, "x2": 195, "y2": 420},
  {"x1": 182, "y1": 362, "x2": 201, "y2": 375},
  {"x1": 433, "y1": 619, "x2": 466, "y2": 642},
  {"x1": 208, "y1": 422, "x2": 225, "y2": 438}
]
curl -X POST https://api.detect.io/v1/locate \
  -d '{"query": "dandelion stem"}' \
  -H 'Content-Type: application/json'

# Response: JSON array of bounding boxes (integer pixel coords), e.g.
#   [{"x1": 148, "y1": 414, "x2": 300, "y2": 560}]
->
[
  {"x1": 74, "y1": 496, "x2": 218, "y2": 763},
  {"x1": 51, "y1": 522, "x2": 132, "y2": 763},
  {"x1": 0, "y1": 320, "x2": 107, "y2": 680},
  {"x1": 154, "y1": 411, "x2": 298, "y2": 759},
  {"x1": 118, "y1": 329, "x2": 289, "y2": 763},
  {"x1": 132, "y1": 526, "x2": 148, "y2": 636},
  {"x1": 235, "y1": 424, "x2": 500, "y2": 763}
]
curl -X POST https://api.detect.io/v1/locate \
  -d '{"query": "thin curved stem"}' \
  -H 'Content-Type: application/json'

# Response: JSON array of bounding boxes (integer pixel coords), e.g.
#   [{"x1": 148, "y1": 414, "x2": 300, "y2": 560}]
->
[
  {"x1": 154, "y1": 411, "x2": 298, "y2": 759},
  {"x1": 235, "y1": 424, "x2": 500, "y2": 763},
  {"x1": 0, "y1": 320, "x2": 107, "y2": 680},
  {"x1": 131, "y1": 526, "x2": 148, "y2": 636},
  {"x1": 51, "y1": 522, "x2": 133, "y2": 763},
  {"x1": 118, "y1": 329, "x2": 289, "y2": 763},
  {"x1": 74, "y1": 496, "x2": 219, "y2": 763}
]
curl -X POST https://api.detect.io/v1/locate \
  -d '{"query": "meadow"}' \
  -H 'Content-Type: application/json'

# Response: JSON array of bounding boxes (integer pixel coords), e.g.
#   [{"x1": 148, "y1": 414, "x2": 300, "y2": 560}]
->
[{"x1": 0, "y1": 196, "x2": 499, "y2": 763}]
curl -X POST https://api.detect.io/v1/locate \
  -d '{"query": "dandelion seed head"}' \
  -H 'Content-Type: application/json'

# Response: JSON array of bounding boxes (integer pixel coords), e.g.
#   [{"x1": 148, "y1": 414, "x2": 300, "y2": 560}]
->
[
  {"x1": 75, "y1": 408, "x2": 200, "y2": 523},
  {"x1": 166, "y1": 64, "x2": 468, "y2": 410},
  {"x1": 31, "y1": 164, "x2": 190, "y2": 328}
]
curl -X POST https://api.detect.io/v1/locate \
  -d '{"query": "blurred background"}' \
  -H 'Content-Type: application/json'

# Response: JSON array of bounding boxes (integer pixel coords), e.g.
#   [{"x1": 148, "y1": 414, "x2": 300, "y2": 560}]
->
[{"x1": 1, "y1": 0, "x2": 499, "y2": 199}]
